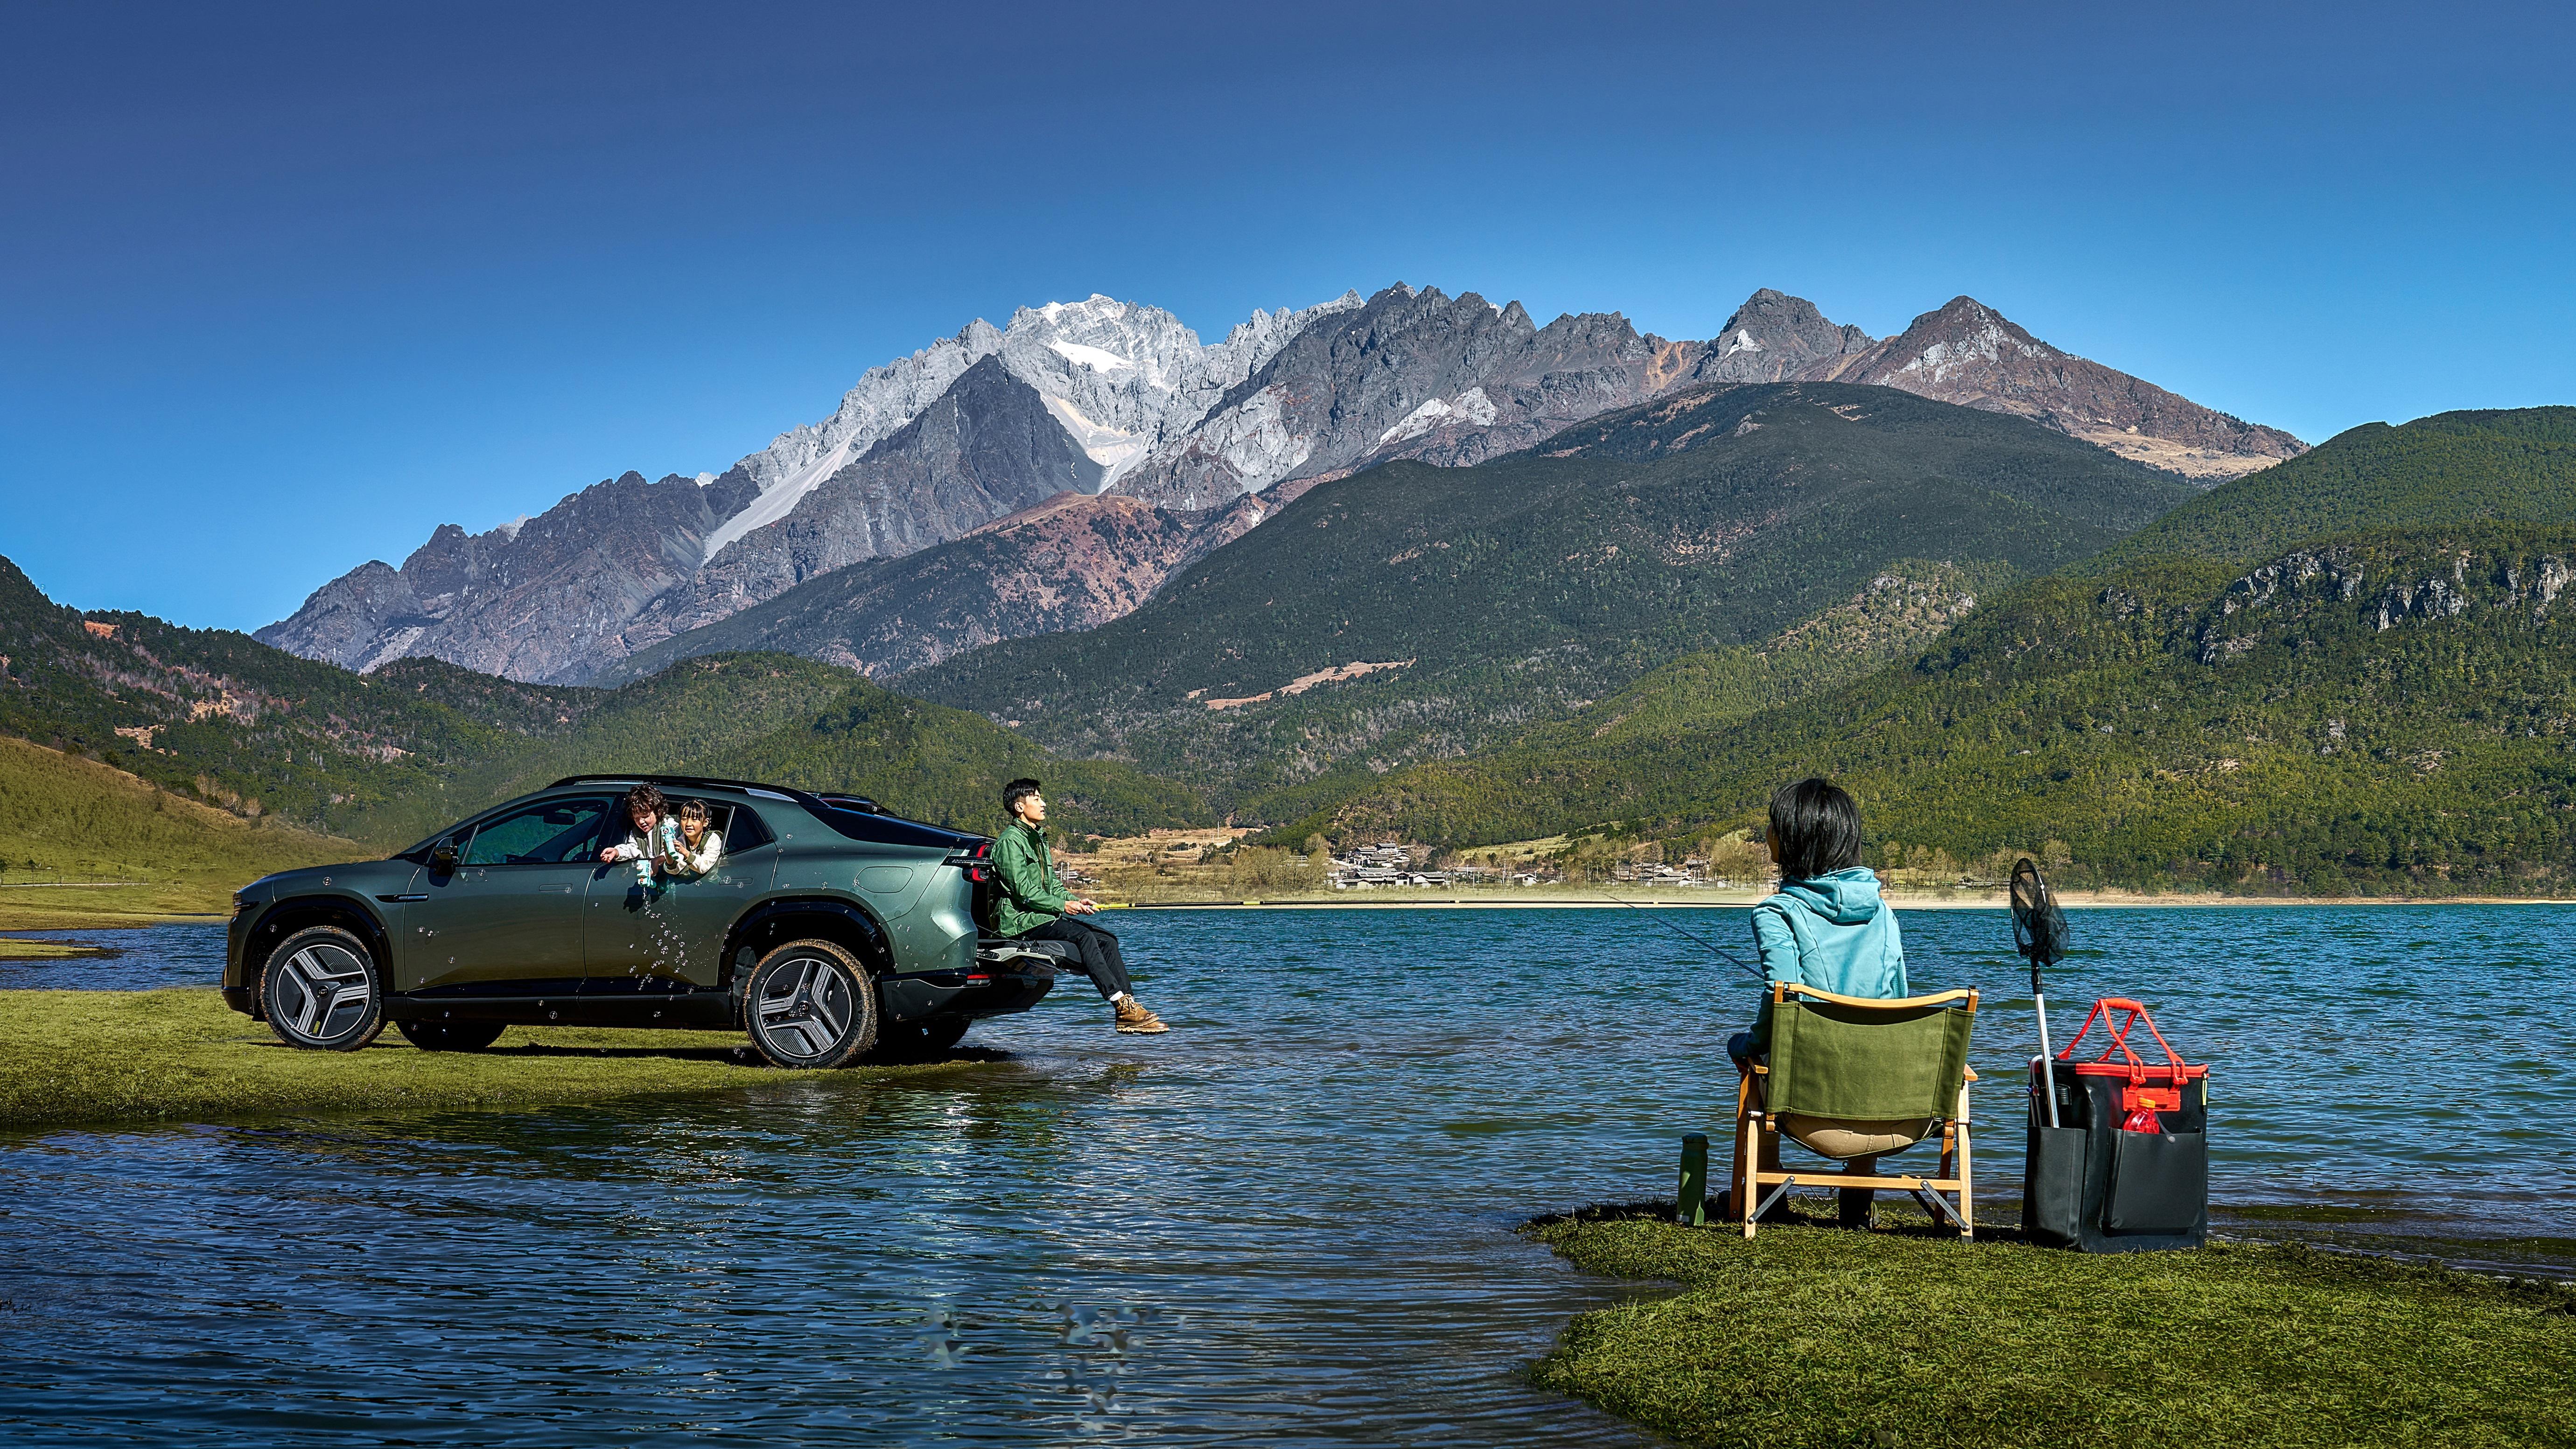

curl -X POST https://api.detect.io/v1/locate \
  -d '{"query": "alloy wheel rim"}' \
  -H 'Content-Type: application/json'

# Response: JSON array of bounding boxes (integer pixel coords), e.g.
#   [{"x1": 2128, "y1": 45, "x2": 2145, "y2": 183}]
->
[
  {"x1": 755, "y1": 957, "x2": 853, "y2": 1062},
  {"x1": 273, "y1": 942, "x2": 373, "y2": 1042}
]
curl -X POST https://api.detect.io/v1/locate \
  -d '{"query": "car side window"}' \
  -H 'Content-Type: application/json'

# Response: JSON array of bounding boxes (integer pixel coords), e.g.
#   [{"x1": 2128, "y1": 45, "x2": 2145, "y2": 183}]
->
[
  {"x1": 463, "y1": 798, "x2": 612, "y2": 867},
  {"x1": 719, "y1": 804, "x2": 775, "y2": 852}
]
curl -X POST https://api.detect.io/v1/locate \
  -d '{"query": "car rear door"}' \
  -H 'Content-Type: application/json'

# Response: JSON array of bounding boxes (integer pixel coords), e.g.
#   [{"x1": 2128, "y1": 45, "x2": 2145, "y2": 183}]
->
[
  {"x1": 582, "y1": 798, "x2": 778, "y2": 994},
  {"x1": 400, "y1": 796, "x2": 614, "y2": 995}
]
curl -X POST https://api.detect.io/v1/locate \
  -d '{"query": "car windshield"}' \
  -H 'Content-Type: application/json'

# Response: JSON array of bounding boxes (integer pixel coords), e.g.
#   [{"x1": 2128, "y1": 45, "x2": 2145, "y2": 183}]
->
[{"x1": 462, "y1": 798, "x2": 611, "y2": 866}]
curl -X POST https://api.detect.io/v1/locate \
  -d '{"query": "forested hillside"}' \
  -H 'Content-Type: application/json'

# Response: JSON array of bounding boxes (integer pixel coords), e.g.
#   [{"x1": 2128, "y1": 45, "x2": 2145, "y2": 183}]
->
[
  {"x1": 905, "y1": 382, "x2": 2192, "y2": 821},
  {"x1": 0, "y1": 558, "x2": 1208, "y2": 851},
  {"x1": 1295, "y1": 408, "x2": 2576, "y2": 895},
  {"x1": 2087, "y1": 406, "x2": 2576, "y2": 570},
  {"x1": 417, "y1": 653, "x2": 1207, "y2": 839}
]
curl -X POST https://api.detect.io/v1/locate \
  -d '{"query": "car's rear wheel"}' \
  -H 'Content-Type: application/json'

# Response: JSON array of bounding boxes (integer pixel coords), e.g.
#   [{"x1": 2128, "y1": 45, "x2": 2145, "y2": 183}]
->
[
  {"x1": 259, "y1": 926, "x2": 387, "y2": 1051},
  {"x1": 396, "y1": 1019, "x2": 507, "y2": 1052},
  {"x1": 744, "y1": 938, "x2": 877, "y2": 1068},
  {"x1": 872, "y1": 1015, "x2": 972, "y2": 1061}
]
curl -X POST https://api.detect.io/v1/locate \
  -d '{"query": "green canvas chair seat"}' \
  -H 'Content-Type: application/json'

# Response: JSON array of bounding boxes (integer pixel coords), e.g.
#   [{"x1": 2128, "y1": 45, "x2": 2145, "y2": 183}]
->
[{"x1": 1725, "y1": 983, "x2": 1979, "y2": 1238}]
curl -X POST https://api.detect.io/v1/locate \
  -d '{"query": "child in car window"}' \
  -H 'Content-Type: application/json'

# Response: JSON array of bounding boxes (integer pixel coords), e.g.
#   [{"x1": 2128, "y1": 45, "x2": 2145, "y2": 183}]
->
[
  {"x1": 598, "y1": 783, "x2": 679, "y2": 883},
  {"x1": 660, "y1": 799, "x2": 725, "y2": 879}
]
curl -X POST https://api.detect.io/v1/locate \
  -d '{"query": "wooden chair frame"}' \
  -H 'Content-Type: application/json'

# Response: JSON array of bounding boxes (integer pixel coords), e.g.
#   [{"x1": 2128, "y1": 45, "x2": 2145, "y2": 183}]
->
[{"x1": 1727, "y1": 983, "x2": 1977, "y2": 1238}]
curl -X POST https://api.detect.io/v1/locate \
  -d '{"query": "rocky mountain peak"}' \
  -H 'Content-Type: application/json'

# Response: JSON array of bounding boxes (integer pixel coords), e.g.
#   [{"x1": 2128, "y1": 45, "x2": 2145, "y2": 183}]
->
[
  {"x1": 1690, "y1": 288, "x2": 1877, "y2": 386},
  {"x1": 1832, "y1": 296, "x2": 2304, "y2": 479}
]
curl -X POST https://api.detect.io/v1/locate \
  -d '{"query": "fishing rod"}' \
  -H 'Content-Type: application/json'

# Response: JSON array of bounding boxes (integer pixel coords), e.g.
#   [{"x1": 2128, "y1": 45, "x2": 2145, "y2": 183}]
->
[{"x1": 1601, "y1": 891, "x2": 1767, "y2": 980}]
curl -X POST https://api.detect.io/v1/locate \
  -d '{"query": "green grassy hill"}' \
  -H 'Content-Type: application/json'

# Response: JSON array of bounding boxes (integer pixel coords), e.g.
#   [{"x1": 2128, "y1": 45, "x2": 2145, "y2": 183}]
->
[
  {"x1": 0, "y1": 735, "x2": 364, "y2": 920},
  {"x1": 903, "y1": 382, "x2": 2192, "y2": 821},
  {"x1": 1295, "y1": 408, "x2": 2576, "y2": 895}
]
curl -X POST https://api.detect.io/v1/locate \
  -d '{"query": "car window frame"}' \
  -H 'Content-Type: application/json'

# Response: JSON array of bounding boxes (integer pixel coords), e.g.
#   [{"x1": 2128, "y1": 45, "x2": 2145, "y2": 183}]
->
[{"x1": 460, "y1": 796, "x2": 617, "y2": 868}]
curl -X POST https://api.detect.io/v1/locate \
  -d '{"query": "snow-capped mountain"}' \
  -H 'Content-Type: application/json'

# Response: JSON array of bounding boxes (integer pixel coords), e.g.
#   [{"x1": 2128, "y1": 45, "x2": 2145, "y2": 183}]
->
[{"x1": 259, "y1": 283, "x2": 2307, "y2": 685}]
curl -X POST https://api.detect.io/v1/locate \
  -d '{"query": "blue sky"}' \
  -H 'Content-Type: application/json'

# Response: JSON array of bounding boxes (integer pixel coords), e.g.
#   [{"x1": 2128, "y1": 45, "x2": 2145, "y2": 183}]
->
[{"x1": 6, "y1": 0, "x2": 2573, "y2": 631}]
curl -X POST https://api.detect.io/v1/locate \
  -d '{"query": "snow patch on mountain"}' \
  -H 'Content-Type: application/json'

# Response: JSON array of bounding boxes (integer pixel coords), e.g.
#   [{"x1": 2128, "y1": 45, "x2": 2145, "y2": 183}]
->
[
  {"x1": 1378, "y1": 387, "x2": 1500, "y2": 445},
  {"x1": 703, "y1": 436, "x2": 859, "y2": 562},
  {"x1": 1041, "y1": 394, "x2": 1152, "y2": 476},
  {"x1": 1046, "y1": 339, "x2": 1135, "y2": 372}
]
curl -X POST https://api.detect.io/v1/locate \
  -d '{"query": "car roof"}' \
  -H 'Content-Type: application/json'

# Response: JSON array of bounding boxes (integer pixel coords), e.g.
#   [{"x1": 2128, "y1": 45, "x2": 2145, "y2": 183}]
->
[{"x1": 540, "y1": 774, "x2": 982, "y2": 850}]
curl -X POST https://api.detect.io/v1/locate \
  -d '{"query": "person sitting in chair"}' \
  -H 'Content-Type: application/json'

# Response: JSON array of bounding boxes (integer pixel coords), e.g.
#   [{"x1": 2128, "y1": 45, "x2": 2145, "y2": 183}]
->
[
  {"x1": 993, "y1": 778, "x2": 1169, "y2": 1035},
  {"x1": 1730, "y1": 776, "x2": 1908, "y2": 1224}
]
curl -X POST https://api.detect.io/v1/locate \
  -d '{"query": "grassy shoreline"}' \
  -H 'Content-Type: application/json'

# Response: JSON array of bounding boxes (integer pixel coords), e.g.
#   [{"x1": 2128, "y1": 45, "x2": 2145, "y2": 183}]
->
[
  {"x1": 0, "y1": 987, "x2": 990, "y2": 1131},
  {"x1": 1528, "y1": 1206, "x2": 2576, "y2": 1448}
]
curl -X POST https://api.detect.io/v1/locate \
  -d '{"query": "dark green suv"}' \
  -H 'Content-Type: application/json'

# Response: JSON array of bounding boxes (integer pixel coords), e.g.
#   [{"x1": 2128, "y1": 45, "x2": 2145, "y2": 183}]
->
[{"x1": 223, "y1": 775, "x2": 1062, "y2": 1067}]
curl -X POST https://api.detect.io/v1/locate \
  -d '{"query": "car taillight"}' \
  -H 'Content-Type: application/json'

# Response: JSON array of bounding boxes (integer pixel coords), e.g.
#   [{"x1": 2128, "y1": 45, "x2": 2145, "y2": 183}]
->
[{"x1": 942, "y1": 844, "x2": 995, "y2": 883}]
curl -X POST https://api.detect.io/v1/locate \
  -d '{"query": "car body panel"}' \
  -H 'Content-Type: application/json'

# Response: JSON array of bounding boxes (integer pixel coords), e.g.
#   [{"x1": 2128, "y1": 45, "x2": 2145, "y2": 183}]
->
[{"x1": 403, "y1": 861, "x2": 593, "y2": 993}]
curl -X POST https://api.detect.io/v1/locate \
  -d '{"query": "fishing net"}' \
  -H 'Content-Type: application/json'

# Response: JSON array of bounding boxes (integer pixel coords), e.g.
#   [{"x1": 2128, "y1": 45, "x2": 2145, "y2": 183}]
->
[{"x1": 2009, "y1": 858, "x2": 2070, "y2": 967}]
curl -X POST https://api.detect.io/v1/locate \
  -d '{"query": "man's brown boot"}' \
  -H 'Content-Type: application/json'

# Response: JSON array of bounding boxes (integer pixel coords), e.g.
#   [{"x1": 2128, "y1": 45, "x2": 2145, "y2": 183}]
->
[{"x1": 1113, "y1": 996, "x2": 1169, "y2": 1034}]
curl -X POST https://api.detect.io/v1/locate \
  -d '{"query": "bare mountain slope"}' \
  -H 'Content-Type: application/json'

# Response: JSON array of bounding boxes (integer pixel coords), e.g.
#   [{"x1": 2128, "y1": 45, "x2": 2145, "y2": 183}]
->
[{"x1": 595, "y1": 489, "x2": 1272, "y2": 686}]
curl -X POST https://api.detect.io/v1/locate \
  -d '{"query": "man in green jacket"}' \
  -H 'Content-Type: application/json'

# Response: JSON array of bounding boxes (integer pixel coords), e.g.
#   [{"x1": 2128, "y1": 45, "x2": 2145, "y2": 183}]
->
[{"x1": 994, "y1": 778, "x2": 1169, "y2": 1034}]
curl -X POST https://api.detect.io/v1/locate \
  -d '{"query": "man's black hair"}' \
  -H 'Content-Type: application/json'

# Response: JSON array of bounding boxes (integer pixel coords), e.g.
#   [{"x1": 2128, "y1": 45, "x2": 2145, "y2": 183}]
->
[
  {"x1": 1003, "y1": 777, "x2": 1043, "y2": 814},
  {"x1": 1768, "y1": 777, "x2": 1864, "y2": 880}
]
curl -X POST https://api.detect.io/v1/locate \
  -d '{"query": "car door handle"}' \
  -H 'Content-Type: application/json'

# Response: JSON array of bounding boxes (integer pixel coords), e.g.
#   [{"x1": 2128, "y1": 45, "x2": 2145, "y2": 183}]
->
[{"x1": 376, "y1": 894, "x2": 429, "y2": 903}]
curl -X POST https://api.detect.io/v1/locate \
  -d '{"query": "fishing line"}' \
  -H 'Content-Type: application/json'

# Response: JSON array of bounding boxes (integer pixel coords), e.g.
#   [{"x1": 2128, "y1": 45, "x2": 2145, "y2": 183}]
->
[{"x1": 1601, "y1": 892, "x2": 1767, "y2": 980}]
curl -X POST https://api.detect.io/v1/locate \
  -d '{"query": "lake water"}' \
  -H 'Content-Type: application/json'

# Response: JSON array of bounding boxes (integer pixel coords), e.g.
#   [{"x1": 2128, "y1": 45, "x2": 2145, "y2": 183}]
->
[{"x1": 5, "y1": 904, "x2": 2573, "y2": 1445}]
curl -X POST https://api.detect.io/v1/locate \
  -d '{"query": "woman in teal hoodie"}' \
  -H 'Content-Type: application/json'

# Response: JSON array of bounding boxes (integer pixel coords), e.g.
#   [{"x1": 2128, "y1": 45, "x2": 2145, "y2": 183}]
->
[
  {"x1": 1728, "y1": 778, "x2": 1908, "y2": 1225},
  {"x1": 1729, "y1": 776, "x2": 1907, "y2": 1065}
]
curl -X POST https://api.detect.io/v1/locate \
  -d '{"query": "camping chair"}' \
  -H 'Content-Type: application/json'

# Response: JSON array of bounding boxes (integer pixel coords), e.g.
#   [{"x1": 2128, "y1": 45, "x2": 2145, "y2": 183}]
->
[{"x1": 1729, "y1": 983, "x2": 1979, "y2": 1238}]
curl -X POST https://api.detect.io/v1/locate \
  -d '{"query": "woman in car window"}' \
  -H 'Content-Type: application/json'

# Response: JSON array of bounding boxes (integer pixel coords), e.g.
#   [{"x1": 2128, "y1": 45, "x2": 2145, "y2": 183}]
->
[{"x1": 660, "y1": 799, "x2": 725, "y2": 879}]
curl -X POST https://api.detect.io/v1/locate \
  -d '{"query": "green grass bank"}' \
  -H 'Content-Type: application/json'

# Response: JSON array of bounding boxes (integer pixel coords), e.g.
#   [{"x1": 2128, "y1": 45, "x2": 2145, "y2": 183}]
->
[
  {"x1": 1529, "y1": 1210, "x2": 2576, "y2": 1449},
  {"x1": 0, "y1": 987, "x2": 990, "y2": 1130}
]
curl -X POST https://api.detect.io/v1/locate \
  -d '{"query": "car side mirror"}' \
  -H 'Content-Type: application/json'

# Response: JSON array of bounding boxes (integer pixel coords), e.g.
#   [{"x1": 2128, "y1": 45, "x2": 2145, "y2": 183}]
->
[{"x1": 429, "y1": 839, "x2": 459, "y2": 874}]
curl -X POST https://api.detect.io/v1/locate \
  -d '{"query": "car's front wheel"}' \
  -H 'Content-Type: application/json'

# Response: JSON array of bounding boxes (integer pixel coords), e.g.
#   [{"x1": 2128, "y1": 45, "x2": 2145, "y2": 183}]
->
[
  {"x1": 396, "y1": 1019, "x2": 507, "y2": 1052},
  {"x1": 744, "y1": 939, "x2": 877, "y2": 1068},
  {"x1": 259, "y1": 926, "x2": 387, "y2": 1051}
]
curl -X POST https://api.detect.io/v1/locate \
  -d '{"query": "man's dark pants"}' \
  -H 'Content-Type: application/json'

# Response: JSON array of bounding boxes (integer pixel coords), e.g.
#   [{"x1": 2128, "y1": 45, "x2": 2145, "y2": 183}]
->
[{"x1": 1015, "y1": 917, "x2": 1133, "y2": 999}]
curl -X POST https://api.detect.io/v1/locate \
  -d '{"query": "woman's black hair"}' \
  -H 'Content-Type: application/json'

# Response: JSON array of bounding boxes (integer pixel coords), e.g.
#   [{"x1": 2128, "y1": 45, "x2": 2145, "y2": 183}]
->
[{"x1": 1768, "y1": 777, "x2": 1864, "y2": 880}]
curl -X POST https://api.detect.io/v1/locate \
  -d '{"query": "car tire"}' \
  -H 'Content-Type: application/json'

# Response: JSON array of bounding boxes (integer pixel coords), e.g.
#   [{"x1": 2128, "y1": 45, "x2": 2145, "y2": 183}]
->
[
  {"x1": 396, "y1": 1019, "x2": 507, "y2": 1052},
  {"x1": 259, "y1": 925, "x2": 388, "y2": 1052},
  {"x1": 743, "y1": 938, "x2": 877, "y2": 1069},
  {"x1": 871, "y1": 1015, "x2": 972, "y2": 1061}
]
